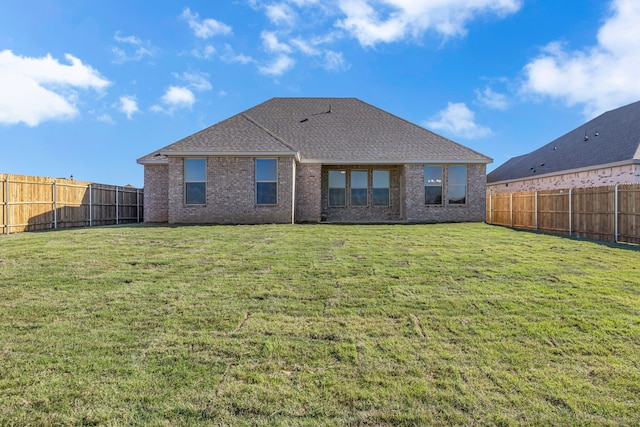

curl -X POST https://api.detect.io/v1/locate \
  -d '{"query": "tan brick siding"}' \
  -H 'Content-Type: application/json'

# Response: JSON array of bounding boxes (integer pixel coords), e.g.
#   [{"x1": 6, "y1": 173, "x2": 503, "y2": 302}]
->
[
  {"x1": 295, "y1": 163, "x2": 322, "y2": 222},
  {"x1": 143, "y1": 164, "x2": 169, "y2": 222},
  {"x1": 487, "y1": 164, "x2": 640, "y2": 193},
  {"x1": 167, "y1": 156, "x2": 295, "y2": 224},
  {"x1": 403, "y1": 163, "x2": 487, "y2": 222},
  {"x1": 145, "y1": 159, "x2": 488, "y2": 224}
]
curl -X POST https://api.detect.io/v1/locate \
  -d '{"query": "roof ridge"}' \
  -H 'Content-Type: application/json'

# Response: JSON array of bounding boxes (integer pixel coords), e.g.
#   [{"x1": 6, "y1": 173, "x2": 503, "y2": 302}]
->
[{"x1": 241, "y1": 113, "x2": 298, "y2": 152}]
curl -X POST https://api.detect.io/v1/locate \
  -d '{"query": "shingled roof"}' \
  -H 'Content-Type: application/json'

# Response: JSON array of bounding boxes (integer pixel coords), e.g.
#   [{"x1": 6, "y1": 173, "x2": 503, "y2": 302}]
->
[
  {"x1": 138, "y1": 98, "x2": 491, "y2": 164},
  {"x1": 488, "y1": 100, "x2": 640, "y2": 183}
]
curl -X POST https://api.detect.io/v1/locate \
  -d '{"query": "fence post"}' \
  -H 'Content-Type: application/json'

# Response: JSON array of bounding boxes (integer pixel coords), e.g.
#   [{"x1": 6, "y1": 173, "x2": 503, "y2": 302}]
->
[
  {"x1": 614, "y1": 184, "x2": 619, "y2": 243},
  {"x1": 4, "y1": 177, "x2": 9, "y2": 234},
  {"x1": 568, "y1": 188, "x2": 572, "y2": 237},
  {"x1": 136, "y1": 188, "x2": 140, "y2": 223},
  {"x1": 510, "y1": 192, "x2": 513, "y2": 228},
  {"x1": 53, "y1": 181, "x2": 58, "y2": 230},
  {"x1": 89, "y1": 184, "x2": 93, "y2": 227},
  {"x1": 535, "y1": 191, "x2": 538, "y2": 230},
  {"x1": 115, "y1": 186, "x2": 119, "y2": 225}
]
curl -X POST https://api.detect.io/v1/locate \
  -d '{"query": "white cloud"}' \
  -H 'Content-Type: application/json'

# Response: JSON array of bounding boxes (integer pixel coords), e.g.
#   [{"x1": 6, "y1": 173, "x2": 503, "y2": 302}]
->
[
  {"x1": 336, "y1": 0, "x2": 522, "y2": 47},
  {"x1": 266, "y1": 3, "x2": 297, "y2": 26},
  {"x1": 180, "y1": 8, "x2": 232, "y2": 39},
  {"x1": 174, "y1": 71, "x2": 212, "y2": 92},
  {"x1": 191, "y1": 45, "x2": 217, "y2": 59},
  {"x1": 323, "y1": 50, "x2": 350, "y2": 71},
  {"x1": 259, "y1": 55, "x2": 295, "y2": 76},
  {"x1": 425, "y1": 102, "x2": 492, "y2": 139},
  {"x1": 522, "y1": 0, "x2": 640, "y2": 118},
  {"x1": 151, "y1": 86, "x2": 195, "y2": 114},
  {"x1": 111, "y1": 31, "x2": 156, "y2": 63},
  {"x1": 119, "y1": 95, "x2": 140, "y2": 119},
  {"x1": 291, "y1": 38, "x2": 321, "y2": 56},
  {"x1": 0, "y1": 50, "x2": 110, "y2": 126},
  {"x1": 221, "y1": 44, "x2": 254, "y2": 64},
  {"x1": 97, "y1": 113, "x2": 115, "y2": 124},
  {"x1": 261, "y1": 31, "x2": 292, "y2": 54},
  {"x1": 476, "y1": 86, "x2": 508, "y2": 110}
]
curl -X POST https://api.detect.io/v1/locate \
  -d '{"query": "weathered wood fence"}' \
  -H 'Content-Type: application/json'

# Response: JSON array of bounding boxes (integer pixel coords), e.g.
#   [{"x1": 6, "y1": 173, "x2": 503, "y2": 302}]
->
[
  {"x1": 1, "y1": 174, "x2": 143, "y2": 234},
  {"x1": 486, "y1": 184, "x2": 640, "y2": 245}
]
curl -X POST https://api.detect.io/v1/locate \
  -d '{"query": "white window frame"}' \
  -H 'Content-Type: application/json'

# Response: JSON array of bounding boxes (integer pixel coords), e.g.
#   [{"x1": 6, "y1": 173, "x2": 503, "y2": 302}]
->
[
  {"x1": 447, "y1": 165, "x2": 467, "y2": 205},
  {"x1": 424, "y1": 165, "x2": 443, "y2": 205},
  {"x1": 372, "y1": 170, "x2": 390, "y2": 207},
  {"x1": 350, "y1": 170, "x2": 368, "y2": 207},
  {"x1": 184, "y1": 158, "x2": 207, "y2": 205},
  {"x1": 255, "y1": 158, "x2": 278, "y2": 205},
  {"x1": 328, "y1": 170, "x2": 346, "y2": 207}
]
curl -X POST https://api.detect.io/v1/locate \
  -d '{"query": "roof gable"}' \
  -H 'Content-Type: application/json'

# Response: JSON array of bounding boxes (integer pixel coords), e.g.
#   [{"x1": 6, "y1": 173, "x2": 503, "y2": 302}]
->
[
  {"x1": 138, "y1": 97, "x2": 492, "y2": 164},
  {"x1": 488, "y1": 100, "x2": 640, "y2": 183}
]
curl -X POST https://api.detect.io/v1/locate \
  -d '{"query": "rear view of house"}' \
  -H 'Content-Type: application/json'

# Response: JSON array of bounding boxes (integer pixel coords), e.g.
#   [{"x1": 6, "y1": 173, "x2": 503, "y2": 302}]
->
[{"x1": 137, "y1": 98, "x2": 492, "y2": 224}]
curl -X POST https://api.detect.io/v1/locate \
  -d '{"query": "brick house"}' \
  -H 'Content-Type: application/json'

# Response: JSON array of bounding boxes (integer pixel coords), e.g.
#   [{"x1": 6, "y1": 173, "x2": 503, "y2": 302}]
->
[
  {"x1": 487, "y1": 100, "x2": 640, "y2": 193},
  {"x1": 137, "y1": 98, "x2": 492, "y2": 224}
]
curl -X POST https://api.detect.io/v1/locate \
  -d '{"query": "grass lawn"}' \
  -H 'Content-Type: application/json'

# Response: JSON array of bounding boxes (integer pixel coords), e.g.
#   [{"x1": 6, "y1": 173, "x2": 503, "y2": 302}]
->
[{"x1": 0, "y1": 223, "x2": 639, "y2": 426}]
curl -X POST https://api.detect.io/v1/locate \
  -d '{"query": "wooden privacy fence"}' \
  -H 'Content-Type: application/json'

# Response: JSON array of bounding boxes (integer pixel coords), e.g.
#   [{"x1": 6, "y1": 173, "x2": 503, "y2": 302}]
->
[
  {"x1": 486, "y1": 184, "x2": 640, "y2": 245},
  {"x1": 1, "y1": 174, "x2": 143, "y2": 234}
]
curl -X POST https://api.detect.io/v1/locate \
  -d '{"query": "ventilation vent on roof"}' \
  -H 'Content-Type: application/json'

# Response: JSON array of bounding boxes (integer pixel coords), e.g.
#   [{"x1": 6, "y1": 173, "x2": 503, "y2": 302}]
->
[
  {"x1": 299, "y1": 105, "x2": 332, "y2": 123},
  {"x1": 584, "y1": 132, "x2": 589, "y2": 141}
]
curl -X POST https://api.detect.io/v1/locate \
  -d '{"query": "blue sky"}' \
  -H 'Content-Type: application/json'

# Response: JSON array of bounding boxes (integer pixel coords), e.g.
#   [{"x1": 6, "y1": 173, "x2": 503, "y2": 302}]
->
[{"x1": 2, "y1": 0, "x2": 639, "y2": 187}]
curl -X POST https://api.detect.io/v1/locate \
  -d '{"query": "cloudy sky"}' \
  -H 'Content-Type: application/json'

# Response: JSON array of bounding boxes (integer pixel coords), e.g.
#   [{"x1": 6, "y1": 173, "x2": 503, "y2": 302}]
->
[{"x1": 1, "y1": 0, "x2": 639, "y2": 187}]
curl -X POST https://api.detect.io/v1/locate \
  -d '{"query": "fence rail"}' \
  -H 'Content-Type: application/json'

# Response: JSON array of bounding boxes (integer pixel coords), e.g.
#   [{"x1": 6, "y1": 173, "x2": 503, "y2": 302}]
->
[
  {"x1": 487, "y1": 184, "x2": 640, "y2": 245},
  {"x1": 1, "y1": 173, "x2": 143, "y2": 234}
]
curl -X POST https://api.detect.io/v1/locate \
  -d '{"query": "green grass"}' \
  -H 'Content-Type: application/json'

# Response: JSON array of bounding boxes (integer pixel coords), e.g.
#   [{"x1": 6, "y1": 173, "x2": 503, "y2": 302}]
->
[{"x1": 0, "y1": 223, "x2": 639, "y2": 426}]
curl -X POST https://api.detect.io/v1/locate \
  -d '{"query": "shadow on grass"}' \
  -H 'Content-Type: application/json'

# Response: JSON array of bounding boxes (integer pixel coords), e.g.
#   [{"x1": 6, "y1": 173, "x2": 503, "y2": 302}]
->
[{"x1": 488, "y1": 223, "x2": 640, "y2": 252}]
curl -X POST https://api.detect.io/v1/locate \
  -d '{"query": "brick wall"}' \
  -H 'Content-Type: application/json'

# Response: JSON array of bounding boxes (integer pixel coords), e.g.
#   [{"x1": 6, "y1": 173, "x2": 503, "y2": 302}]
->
[
  {"x1": 295, "y1": 163, "x2": 322, "y2": 222},
  {"x1": 167, "y1": 156, "x2": 295, "y2": 224},
  {"x1": 487, "y1": 163, "x2": 640, "y2": 193},
  {"x1": 143, "y1": 164, "x2": 169, "y2": 222},
  {"x1": 404, "y1": 163, "x2": 487, "y2": 222}
]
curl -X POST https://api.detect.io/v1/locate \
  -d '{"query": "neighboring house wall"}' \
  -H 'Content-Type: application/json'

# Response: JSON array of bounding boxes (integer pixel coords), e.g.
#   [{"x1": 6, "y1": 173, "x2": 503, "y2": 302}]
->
[
  {"x1": 295, "y1": 163, "x2": 322, "y2": 223},
  {"x1": 321, "y1": 165, "x2": 403, "y2": 222},
  {"x1": 143, "y1": 164, "x2": 169, "y2": 222},
  {"x1": 167, "y1": 156, "x2": 295, "y2": 224},
  {"x1": 404, "y1": 163, "x2": 487, "y2": 222},
  {"x1": 487, "y1": 164, "x2": 640, "y2": 193}
]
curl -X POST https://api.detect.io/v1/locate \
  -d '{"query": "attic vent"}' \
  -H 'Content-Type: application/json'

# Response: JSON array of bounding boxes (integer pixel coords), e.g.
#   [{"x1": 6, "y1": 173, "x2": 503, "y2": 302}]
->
[
  {"x1": 299, "y1": 105, "x2": 332, "y2": 123},
  {"x1": 584, "y1": 132, "x2": 589, "y2": 141}
]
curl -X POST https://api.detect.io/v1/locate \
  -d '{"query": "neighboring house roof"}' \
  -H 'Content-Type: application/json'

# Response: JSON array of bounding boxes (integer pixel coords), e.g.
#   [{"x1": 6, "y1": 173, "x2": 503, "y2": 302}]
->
[
  {"x1": 138, "y1": 98, "x2": 491, "y2": 165},
  {"x1": 488, "y1": 100, "x2": 640, "y2": 183}
]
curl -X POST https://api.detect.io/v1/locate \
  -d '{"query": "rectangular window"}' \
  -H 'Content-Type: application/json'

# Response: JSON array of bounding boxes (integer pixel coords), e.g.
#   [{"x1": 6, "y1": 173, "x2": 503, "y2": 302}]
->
[
  {"x1": 372, "y1": 170, "x2": 390, "y2": 206},
  {"x1": 350, "y1": 170, "x2": 368, "y2": 207},
  {"x1": 448, "y1": 165, "x2": 467, "y2": 204},
  {"x1": 256, "y1": 159, "x2": 278, "y2": 205},
  {"x1": 185, "y1": 159, "x2": 206, "y2": 205},
  {"x1": 328, "y1": 170, "x2": 346, "y2": 207},
  {"x1": 424, "y1": 165, "x2": 442, "y2": 205}
]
